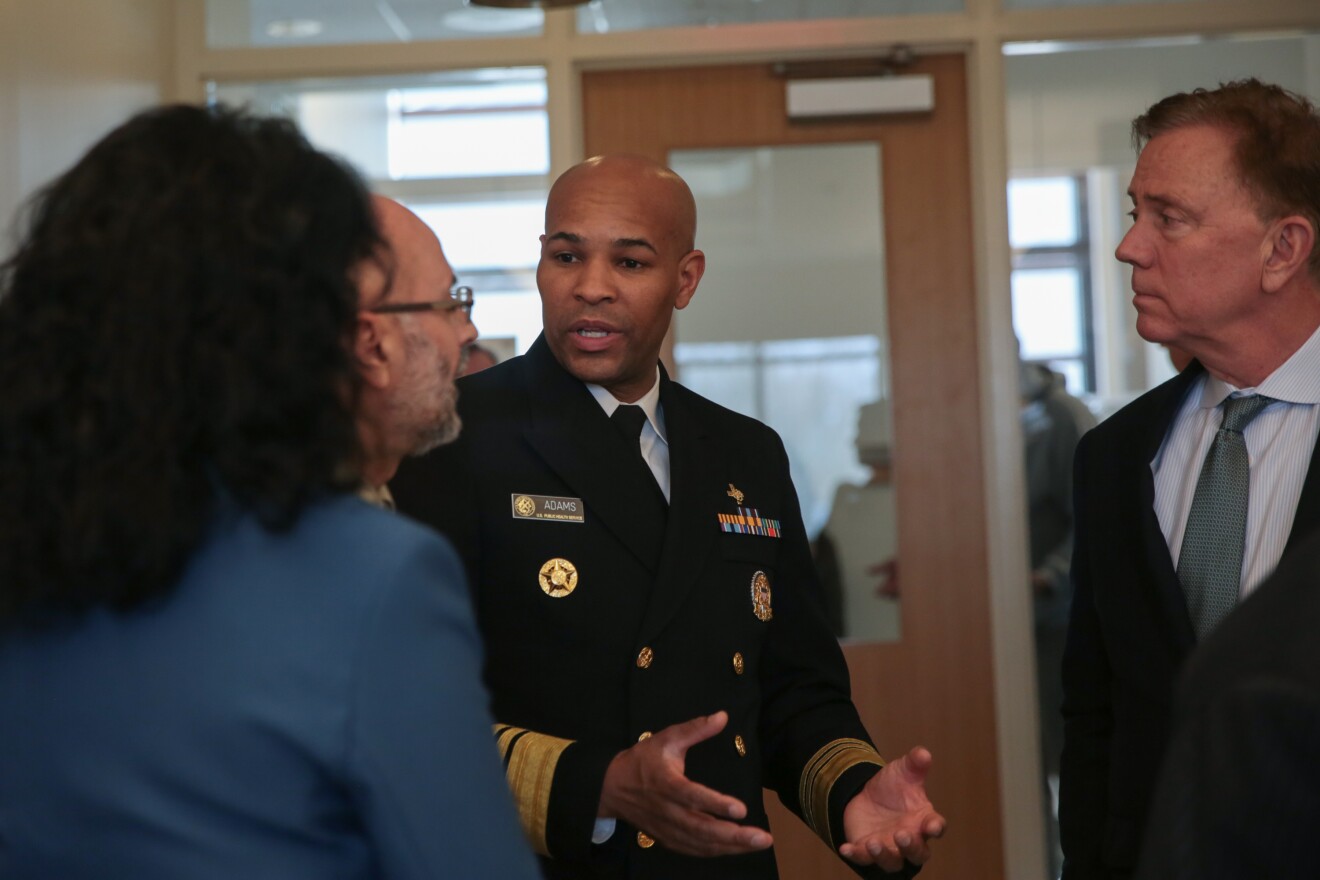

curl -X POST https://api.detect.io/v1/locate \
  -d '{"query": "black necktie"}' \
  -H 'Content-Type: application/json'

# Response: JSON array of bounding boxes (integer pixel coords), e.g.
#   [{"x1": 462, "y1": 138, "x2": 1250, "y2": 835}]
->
[
  {"x1": 610, "y1": 405, "x2": 661, "y2": 494},
  {"x1": 609, "y1": 404, "x2": 667, "y2": 568}
]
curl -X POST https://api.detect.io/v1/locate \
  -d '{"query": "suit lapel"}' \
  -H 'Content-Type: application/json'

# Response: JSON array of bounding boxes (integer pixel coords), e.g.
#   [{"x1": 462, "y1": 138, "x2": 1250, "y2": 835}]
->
[
  {"x1": 1284, "y1": 431, "x2": 1320, "y2": 554},
  {"x1": 638, "y1": 376, "x2": 720, "y2": 641},
  {"x1": 517, "y1": 336, "x2": 668, "y2": 571},
  {"x1": 1134, "y1": 364, "x2": 1204, "y2": 651}
]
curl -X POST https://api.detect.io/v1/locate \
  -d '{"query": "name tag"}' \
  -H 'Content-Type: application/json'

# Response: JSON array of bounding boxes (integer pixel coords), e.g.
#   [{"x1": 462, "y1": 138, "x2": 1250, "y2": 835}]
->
[{"x1": 511, "y1": 493, "x2": 585, "y2": 524}]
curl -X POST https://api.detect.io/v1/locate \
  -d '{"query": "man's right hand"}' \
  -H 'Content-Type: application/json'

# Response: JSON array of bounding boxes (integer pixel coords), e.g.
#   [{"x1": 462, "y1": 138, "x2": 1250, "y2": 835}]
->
[{"x1": 598, "y1": 711, "x2": 774, "y2": 857}]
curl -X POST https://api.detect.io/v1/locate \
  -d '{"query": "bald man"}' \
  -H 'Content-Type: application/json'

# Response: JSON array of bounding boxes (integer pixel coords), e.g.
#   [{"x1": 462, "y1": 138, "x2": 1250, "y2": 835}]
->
[
  {"x1": 393, "y1": 156, "x2": 943, "y2": 880},
  {"x1": 355, "y1": 196, "x2": 477, "y2": 501}
]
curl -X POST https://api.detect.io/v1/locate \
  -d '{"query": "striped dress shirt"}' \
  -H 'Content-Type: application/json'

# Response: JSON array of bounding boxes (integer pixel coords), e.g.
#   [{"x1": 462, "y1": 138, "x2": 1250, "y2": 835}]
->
[{"x1": 1153, "y1": 324, "x2": 1320, "y2": 598}]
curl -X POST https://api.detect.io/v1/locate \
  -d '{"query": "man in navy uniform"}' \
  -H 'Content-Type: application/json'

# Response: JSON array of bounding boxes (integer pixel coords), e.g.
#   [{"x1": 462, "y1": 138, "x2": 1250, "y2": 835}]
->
[{"x1": 393, "y1": 155, "x2": 944, "y2": 879}]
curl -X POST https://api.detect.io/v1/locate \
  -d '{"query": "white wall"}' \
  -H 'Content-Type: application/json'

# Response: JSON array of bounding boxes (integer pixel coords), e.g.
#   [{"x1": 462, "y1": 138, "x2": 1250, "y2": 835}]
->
[
  {"x1": 1006, "y1": 35, "x2": 1318, "y2": 174},
  {"x1": 0, "y1": 0, "x2": 171, "y2": 251}
]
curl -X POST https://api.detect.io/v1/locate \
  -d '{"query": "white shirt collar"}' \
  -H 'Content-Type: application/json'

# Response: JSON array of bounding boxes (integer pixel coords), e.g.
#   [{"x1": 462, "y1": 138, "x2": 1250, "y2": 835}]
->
[
  {"x1": 586, "y1": 367, "x2": 667, "y2": 443},
  {"x1": 357, "y1": 483, "x2": 396, "y2": 510},
  {"x1": 1198, "y1": 321, "x2": 1320, "y2": 408}
]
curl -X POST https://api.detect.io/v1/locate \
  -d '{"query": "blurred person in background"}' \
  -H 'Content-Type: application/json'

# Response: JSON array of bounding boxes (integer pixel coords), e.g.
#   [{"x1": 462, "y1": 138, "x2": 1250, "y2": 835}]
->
[
  {"x1": 461, "y1": 341, "x2": 501, "y2": 376},
  {"x1": 1020, "y1": 355, "x2": 1095, "y2": 879},
  {"x1": 818, "y1": 399, "x2": 901, "y2": 642}
]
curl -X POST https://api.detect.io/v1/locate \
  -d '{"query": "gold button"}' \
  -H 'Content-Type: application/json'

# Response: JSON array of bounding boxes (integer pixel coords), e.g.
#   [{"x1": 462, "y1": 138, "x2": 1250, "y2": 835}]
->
[
  {"x1": 732, "y1": 652, "x2": 745, "y2": 675},
  {"x1": 734, "y1": 734, "x2": 747, "y2": 757},
  {"x1": 638, "y1": 731, "x2": 652, "y2": 742},
  {"x1": 637, "y1": 831, "x2": 655, "y2": 849},
  {"x1": 636, "y1": 646, "x2": 653, "y2": 669}
]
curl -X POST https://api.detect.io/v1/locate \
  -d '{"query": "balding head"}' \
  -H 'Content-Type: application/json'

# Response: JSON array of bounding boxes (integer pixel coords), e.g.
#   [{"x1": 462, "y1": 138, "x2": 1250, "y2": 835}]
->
[
  {"x1": 537, "y1": 155, "x2": 705, "y2": 402},
  {"x1": 548, "y1": 155, "x2": 698, "y2": 253}
]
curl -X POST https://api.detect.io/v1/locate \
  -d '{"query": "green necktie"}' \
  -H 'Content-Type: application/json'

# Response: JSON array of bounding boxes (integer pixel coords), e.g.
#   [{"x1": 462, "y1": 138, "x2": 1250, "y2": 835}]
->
[{"x1": 1177, "y1": 394, "x2": 1274, "y2": 639}]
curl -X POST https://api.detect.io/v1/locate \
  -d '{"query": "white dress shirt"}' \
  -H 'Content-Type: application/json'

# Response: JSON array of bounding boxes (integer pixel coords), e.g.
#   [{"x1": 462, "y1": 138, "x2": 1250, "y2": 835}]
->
[{"x1": 1153, "y1": 324, "x2": 1320, "y2": 598}]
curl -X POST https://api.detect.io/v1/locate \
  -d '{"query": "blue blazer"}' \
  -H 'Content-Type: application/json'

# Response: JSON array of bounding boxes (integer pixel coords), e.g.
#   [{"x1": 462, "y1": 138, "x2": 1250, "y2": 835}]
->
[{"x1": 0, "y1": 494, "x2": 541, "y2": 880}]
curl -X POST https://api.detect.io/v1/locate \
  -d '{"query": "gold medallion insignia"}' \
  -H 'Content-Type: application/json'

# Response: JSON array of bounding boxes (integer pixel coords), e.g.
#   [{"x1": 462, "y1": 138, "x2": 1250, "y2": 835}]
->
[
  {"x1": 539, "y1": 558, "x2": 578, "y2": 598},
  {"x1": 750, "y1": 570, "x2": 773, "y2": 621},
  {"x1": 727, "y1": 483, "x2": 745, "y2": 505},
  {"x1": 514, "y1": 494, "x2": 537, "y2": 518}
]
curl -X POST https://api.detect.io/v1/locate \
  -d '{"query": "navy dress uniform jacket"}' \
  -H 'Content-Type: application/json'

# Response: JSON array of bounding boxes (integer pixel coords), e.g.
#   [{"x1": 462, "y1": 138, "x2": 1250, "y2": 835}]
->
[
  {"x1": 1060, "y1": 361, "x2": 1320, "y2": 879},
  {"x1": 393, "y1": 336, "x2": 893, "y2": 880}
]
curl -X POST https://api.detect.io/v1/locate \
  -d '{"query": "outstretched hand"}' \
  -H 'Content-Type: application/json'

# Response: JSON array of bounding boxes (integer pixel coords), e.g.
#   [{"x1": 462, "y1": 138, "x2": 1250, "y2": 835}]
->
[
  {"x1": 839, "y1": 746, "x2": 945, "y2": 872},
  {"x1": 598, "y1": 711, "x2": 773, "y2": 857}
]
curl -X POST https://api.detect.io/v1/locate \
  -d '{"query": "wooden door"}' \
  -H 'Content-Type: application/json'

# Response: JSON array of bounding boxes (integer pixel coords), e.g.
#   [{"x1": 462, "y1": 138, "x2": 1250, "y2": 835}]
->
[{"x1": 581, "y1": 54, "x2": 1001, "y2": 880}]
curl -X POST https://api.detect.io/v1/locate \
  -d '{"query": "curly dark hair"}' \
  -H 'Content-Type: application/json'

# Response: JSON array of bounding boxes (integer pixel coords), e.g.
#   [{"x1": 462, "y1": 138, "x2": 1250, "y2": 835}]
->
[
  {"x1": 1133, "y1": 78, "x2": 1320, "y2": 282},
  {"x1": 0, "y1": 103, "x2": 382, "y2": 625}
]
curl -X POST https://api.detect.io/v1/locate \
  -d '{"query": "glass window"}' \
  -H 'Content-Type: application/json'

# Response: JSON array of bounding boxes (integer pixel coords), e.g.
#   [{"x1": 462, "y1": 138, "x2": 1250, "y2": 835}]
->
[
  {"x1": 388, "y1": 82, "x2": 550, "y2": 180},
  {"x1": 577, "y1": 0, "x2": 962, "y2": 34},
  {"x1": 206, "y1": 0, "x2": 542, "y2": 48},
  {"x1": 213, "y1": 68, "x2": 549, "y2": 182},
  {"x1": 1008, "y1": 175, "x2": 1094, "y2": 394},
  {"x1": 1013, "y1": 268, "x2": 1084, "y2": 360},
  {"x1": 412, "y1": 200, "x2": 543, "y2": 272},
  {"x1": 669, "y1": 142, "x2": 898, "y2": 643},
  {"x1": 211, "y1": 67, "x2": 551, "y2": 356},
  {"x1": 1008, "y1": 178, "x2": 1078, "y2": 248}
]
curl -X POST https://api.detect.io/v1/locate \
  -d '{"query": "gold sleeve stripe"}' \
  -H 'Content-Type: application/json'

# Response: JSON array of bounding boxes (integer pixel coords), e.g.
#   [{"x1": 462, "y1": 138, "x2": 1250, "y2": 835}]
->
[
  {"x1": 799, "y1": 738, "x2": 886, "y2": 850},
  {"x1": 493, "y1": 723, "x2": 574, "y2": 856}
]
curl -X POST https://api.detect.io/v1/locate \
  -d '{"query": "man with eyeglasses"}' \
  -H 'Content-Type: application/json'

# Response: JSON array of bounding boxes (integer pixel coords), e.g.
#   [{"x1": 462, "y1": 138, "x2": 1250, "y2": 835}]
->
[
  {"x1": 354, "y1": 195, "x2": 477, "y2": 506},
  {"x1": 392, "y1": 156, "x2": 943, "y2": 879}
]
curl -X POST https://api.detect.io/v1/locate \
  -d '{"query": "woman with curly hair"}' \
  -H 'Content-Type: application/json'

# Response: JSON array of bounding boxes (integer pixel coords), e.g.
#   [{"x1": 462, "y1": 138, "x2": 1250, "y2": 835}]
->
[{"x1": 0, "y1": 104, "x2": 538, "y2": 879}]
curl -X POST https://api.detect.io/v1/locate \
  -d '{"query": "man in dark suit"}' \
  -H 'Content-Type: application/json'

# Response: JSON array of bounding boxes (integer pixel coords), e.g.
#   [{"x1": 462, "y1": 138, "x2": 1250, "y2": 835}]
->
[
  {"x1": 393, "y1": 155, "x2": 945, "y2": 879},
  {"x1": 1135, "y1": 527, "x2": 1320, "y2": 880},
  {"x1": 1060, "y1": 79, "x2": 1320, "y2": 879}
]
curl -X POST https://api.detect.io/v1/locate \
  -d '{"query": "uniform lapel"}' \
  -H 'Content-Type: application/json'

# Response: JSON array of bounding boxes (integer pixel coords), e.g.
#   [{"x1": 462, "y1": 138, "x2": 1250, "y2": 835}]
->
[
  {"x1": 637, "y1": 376, "x2": 721, "y2": 641},
  {"x1": 517, "y1": 336, "x2": 669, "y2": 571}
]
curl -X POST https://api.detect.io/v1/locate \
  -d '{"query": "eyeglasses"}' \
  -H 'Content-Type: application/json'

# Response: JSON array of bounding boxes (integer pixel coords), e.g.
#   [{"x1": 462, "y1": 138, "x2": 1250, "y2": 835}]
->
[{"x1": 367, "y1": 286, "x2": 474, "y2": 319}]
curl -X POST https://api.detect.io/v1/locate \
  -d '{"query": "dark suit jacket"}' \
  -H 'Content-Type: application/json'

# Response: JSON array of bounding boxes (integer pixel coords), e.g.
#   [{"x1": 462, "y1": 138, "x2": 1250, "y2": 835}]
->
[
  {"x1": 393, "y1": 336, "x2": 890, "y2": 880},
  {"x1": 1061, "y1": 362, "x2": 1320, "y2": 879},
  {"x1": 1135, "y1": 527, "x2": 1320, "y2": 880}
]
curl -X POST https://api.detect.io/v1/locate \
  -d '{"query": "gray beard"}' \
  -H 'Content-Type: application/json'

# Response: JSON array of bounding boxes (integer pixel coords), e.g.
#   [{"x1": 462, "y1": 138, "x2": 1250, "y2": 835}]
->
[
  {"x1": 409, "y1": 403, "x2": 460, "y2": 456},
  {"x1": 395, "y1": 324, "x2": 462, "y2": 457}
]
